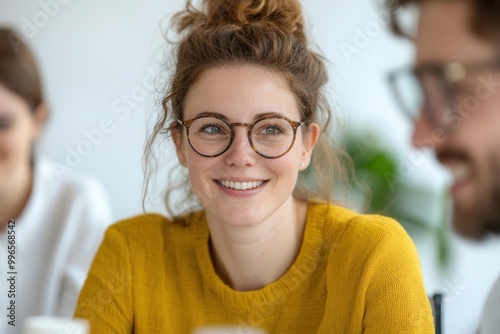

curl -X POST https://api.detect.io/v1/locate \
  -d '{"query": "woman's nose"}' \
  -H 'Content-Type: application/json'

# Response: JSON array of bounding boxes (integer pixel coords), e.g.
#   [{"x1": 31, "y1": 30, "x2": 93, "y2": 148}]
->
[{"x1": 224, "y1": 127, "x2": 257, "y2": 167}]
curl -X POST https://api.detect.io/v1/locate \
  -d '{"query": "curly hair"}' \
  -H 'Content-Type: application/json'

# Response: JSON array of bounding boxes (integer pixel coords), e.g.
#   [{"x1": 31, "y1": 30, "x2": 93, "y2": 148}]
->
[{"x1": 144, "y1": 0, "x2": 356, "y2": 222}]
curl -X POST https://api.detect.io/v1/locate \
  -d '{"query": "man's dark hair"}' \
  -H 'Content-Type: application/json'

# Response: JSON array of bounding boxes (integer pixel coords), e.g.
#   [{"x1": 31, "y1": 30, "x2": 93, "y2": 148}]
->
[{"x1": 387, "y1": 0, "x2": 500, "y2": 45}]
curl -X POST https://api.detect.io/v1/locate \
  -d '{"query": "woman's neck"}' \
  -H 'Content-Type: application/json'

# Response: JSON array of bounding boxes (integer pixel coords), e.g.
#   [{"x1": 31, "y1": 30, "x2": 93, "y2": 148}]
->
[
  {"x1": 208, "y1": 198, "x2": 308, "y2": 291},
  {"x1": 0, "y1": 163, "x2": 33, "y2": 231}
]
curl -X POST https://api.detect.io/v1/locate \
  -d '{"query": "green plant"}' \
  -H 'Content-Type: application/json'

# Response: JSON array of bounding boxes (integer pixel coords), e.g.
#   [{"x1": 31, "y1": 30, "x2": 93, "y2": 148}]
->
[{"x1": 345, "y1": 132, "x2": 452, "y2": 268}]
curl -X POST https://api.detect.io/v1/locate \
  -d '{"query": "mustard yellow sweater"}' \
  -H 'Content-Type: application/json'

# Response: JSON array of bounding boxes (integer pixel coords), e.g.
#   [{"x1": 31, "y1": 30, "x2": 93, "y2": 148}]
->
[{"x1": 75, "y1": 203, "x2": 434, "y2": 333}]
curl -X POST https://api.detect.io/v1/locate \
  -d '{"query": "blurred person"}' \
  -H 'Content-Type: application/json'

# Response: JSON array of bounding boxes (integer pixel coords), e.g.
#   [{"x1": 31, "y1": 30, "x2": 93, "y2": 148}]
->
[
  {"x1": 74, "y1": 0, "x2": 434, "y2": 333},
  {"x1": 0, "y1": 27, "x2": 113, "y2": 333},
  {"x1": 387, "y1": 0, "x2": 500, "y2": 332}
]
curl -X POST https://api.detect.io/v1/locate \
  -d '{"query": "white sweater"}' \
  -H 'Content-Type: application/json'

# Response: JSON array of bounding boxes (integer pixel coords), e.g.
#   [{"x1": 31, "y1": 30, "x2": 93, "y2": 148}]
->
[{"x1": 0, "y1": 157, "x2": 113, "y2": 334}]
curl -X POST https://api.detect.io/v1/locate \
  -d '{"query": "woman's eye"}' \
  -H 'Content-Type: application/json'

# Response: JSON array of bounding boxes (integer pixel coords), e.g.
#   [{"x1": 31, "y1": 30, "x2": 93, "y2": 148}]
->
[
  {"x1": 201, "y1": 124, "x2": 223, "y2": 134},
  {"x1": 261, "y1": 126, "x2": 282, "y2": 135}
]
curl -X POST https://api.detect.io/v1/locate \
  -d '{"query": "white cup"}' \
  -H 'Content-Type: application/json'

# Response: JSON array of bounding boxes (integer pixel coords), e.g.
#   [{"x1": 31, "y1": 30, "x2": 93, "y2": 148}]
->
[{"x1": 22, "y1": 317, "x2": 89, "y2": 334}]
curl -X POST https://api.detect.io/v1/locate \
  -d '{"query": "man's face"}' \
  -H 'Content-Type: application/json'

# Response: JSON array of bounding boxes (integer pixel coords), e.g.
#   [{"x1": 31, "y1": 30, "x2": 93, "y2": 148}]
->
[{"x1": 413, "y1": 0, "x2": 500, "y2": 239}]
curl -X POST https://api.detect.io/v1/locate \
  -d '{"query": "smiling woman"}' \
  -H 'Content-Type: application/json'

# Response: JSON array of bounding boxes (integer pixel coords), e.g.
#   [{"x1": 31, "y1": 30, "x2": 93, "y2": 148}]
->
[{"x1": 74, "y1": 0, "x2": 434, "y2": 333}]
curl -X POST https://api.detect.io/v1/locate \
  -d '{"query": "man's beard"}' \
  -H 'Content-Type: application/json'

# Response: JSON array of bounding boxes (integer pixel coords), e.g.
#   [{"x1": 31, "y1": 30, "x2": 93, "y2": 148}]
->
[
  {"x1": 446, "y1": 147, "x2": 500, "y2": 239},
  {"x1": 480, "y1": 152, "x2": 500, "y2": 236}
]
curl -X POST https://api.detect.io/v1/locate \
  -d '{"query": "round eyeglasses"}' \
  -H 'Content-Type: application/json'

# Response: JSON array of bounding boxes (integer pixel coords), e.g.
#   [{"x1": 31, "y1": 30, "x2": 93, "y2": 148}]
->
[{"x1": 177, "y1": 114, "x2": 306, "y2": 159}]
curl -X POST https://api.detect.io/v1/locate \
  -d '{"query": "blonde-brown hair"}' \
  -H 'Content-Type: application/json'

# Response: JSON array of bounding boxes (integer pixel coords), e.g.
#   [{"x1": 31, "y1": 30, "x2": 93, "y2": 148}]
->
[{"x1": 144, "y1": 0, "x2": 356, "y2": 222}]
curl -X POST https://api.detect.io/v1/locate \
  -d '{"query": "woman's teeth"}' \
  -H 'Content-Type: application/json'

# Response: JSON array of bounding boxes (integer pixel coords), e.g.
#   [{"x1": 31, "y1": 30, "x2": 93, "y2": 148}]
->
[{"x1": 218, "y1": 180, "x2": 264, "y2": 190}]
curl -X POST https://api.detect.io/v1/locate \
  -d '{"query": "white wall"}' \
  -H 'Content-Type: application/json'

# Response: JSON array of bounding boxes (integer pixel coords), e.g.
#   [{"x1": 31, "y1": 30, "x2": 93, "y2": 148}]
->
[{"x1": 1, "y1": 0, "x2": 499, "y2": 333}]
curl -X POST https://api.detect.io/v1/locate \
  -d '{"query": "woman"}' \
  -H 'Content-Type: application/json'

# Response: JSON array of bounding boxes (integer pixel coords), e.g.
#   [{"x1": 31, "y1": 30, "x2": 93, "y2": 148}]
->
[
  {"x1": 74, "y1": 0, "x2": 434, "y2": 332},
  {"x1": 0, "y1": 28, "x2": 113, "y2": 334}
]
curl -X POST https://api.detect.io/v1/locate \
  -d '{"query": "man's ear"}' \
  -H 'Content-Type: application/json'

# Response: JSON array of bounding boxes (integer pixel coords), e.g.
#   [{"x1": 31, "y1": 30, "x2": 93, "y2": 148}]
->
[
  {"x1": 172, "y1": 123, "x2": 187, "y2": 167},
  {"x1": 300, "y1": 123, "x2": 320, "y2": 169},
  {"x1": 32, "y1": 102, "x2": 48, "y2": 139}
]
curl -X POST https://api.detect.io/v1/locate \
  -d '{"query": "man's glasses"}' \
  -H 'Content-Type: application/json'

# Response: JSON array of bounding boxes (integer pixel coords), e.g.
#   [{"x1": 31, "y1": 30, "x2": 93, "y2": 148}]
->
[
  {"x1": 387, "y1": 58, "x2": 500, "y2": 131},
  {"x1": 177, "y1": 114, "x2": 305, "y2": 159}
]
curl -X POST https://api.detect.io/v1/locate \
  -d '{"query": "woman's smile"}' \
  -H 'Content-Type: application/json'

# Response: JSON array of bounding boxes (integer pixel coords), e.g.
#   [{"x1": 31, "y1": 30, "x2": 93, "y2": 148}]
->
[{"x1": 216, "y1": 179, "x2": 266, "y2": 190}]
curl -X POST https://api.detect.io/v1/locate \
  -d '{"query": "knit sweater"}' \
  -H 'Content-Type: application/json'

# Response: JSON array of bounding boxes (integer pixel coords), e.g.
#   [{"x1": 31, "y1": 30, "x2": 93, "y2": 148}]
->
[{"x1": 74, "y1": 202, "x2": 434, "y2": 333}]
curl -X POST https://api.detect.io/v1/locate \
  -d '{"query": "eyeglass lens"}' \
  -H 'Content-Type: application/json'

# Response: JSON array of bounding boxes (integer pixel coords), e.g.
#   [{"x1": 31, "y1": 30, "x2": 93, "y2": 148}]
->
[
  {"x1": 392, "y1": 70, "x2": 454, "y2": 128},
  {"x1": 186, "y1": 116, "x2": 297, "y2": 158}
]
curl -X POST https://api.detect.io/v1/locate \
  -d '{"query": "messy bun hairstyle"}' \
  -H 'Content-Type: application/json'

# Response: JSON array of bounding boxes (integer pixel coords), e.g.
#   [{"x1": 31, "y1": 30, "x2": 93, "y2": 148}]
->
[{"x1": 144, "y1": 0, "x2": 355, "y2": 220}]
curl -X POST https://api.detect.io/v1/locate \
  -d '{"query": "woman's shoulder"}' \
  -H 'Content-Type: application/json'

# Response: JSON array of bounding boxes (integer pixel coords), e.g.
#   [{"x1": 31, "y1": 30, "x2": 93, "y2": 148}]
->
[
  {"x1": 37, "y1": 157, "x2": 107, "y2": 198},
  {"x1": 109, "y1": 213, "x2": 171, "y2": 234},
  {"x1": 106, "y1": 211, "x2": 205, "y2": 245},
  {"x1": 311, "y1": 202, "x2": 420, "y2": 278},
  {"x1": 32, "y1": 157, "x2": 112, "y2": 216},
  {"x1": 308, "y1": 201, "x2": 409, "y2": 245},
  {"x1": 19, "y1": 156, "x2": 114, "y2": 233}
]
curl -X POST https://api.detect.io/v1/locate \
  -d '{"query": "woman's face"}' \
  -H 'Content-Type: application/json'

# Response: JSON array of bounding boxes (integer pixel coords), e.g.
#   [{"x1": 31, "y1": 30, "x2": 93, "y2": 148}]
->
[
  {"x1": 0, "y1": 83, "x2": 44, "y2": 190},
  {"x1": 174, "y1": 65, "x2": 319, "y2": 227}
]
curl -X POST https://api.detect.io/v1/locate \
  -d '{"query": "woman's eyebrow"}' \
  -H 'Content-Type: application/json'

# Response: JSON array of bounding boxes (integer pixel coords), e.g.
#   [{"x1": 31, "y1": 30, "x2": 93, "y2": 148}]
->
[
  {"x1": 253, "y1": 112, "x2": 285, "y2": 120},
  {"x1": 193, "y1": 111, "x2": 287, "y2": 122},
  {"x1": 195, "y1": 111, "x2": 229, "y2": 120}
]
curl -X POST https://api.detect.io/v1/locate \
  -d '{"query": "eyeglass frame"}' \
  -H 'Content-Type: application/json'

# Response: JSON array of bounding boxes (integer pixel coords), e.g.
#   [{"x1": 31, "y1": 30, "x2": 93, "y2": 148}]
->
[
  {"x1": 387, "y1": 58, "x2": 500, "y2": 129},
  {"x1": 176, "y1": 114, "x2": 307, "y2": 159}
]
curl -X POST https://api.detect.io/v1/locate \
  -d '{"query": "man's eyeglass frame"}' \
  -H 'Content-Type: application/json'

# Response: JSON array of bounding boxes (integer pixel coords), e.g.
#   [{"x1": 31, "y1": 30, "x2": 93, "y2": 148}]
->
[{"x1": 387, "y1": 58, "x2": 500, "y2": 129}]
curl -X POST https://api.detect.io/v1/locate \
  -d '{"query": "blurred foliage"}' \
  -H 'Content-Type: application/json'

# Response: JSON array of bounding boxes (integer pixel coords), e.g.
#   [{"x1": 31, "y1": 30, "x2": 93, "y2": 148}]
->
[{"x1": 345, "y1": 133, "x2": 452, "y2": 269}]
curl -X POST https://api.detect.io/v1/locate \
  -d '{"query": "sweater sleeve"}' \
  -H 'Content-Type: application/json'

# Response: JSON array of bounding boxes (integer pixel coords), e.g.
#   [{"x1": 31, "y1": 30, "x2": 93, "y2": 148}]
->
[
  {"x1": 74, "y1": 225, "x2": 134, "y2": 333},
  {"x1": 361, "y1": 217, "x2": 435, "y2": 334}
]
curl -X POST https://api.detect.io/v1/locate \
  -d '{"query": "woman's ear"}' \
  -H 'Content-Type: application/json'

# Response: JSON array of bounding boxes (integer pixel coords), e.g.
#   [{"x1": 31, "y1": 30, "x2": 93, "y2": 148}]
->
[
  {"x1": 300, "y1": 123, "x2": 320, "y2": 169},
  {"x1": 172, "y1": 123, "x2": 187, "y2": 167}
]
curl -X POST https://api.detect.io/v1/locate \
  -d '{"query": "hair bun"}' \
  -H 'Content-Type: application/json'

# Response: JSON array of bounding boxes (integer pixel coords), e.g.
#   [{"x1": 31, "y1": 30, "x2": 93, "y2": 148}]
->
[{"x1": 175, "y1": 0, "x2": 306, "y2": 42}]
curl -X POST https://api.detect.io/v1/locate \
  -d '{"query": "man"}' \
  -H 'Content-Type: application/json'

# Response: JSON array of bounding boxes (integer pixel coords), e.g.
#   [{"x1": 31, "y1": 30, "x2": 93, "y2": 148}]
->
[{"x1": 386, "y1": 0, "x2": 500, "y2": 332}]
